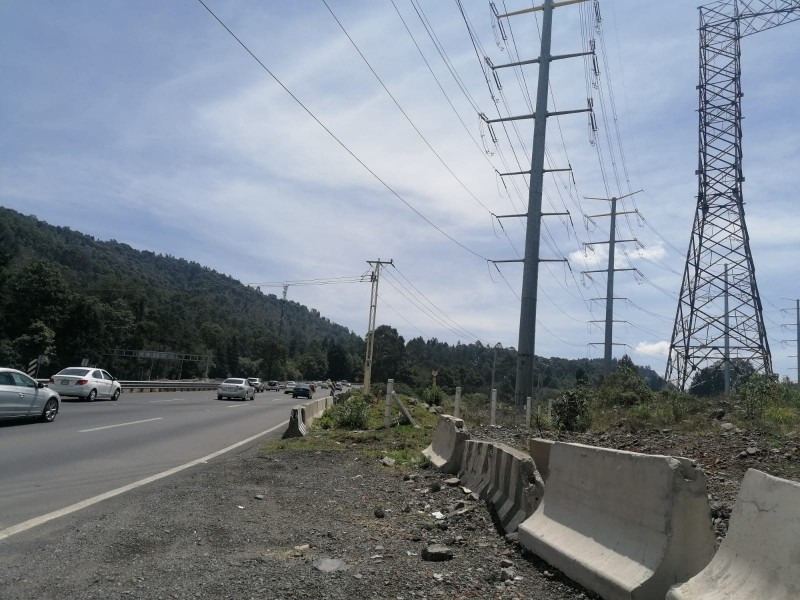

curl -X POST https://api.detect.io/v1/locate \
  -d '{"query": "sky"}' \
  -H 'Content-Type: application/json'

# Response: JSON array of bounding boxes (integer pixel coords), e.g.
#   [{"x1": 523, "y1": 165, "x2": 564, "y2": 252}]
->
[{"x1": 1, "y1": 1, "x2": 798, "y2": 382}]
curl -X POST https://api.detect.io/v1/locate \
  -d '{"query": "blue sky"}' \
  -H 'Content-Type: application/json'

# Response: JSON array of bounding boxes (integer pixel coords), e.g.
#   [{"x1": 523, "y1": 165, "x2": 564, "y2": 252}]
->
[{"x1": 1, "y1": 1, "x2": 798, "y2": 381}]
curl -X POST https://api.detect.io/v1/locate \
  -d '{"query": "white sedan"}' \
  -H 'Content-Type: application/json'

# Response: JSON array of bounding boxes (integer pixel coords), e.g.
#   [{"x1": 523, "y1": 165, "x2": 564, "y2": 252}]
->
[
  {"x1": 217, "y1": 378, "x2": 256, "y2": 401},
  {"x1": 0, "y1": 367, "x2": 60, "y2": 422},
  {"x1": 48, "y1": 367, "x2": 122, "y2": 401}
]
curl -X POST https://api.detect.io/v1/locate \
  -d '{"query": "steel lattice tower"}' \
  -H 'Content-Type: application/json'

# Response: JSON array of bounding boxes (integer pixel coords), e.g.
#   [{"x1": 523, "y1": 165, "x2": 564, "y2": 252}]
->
[{"x1": 666, "y1": 0, "x2": 800, "y2": 390}]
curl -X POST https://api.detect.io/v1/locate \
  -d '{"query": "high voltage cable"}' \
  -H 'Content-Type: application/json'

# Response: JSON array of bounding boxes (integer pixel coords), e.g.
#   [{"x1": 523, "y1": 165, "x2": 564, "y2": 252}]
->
[
  {"x1": 389, "y1": 0, "x2": 497, "y2": 171},
  {"x1": 248, "y1": 276, "x2": 370, "y2": 287},
  {"x1": 322, "y1": 0, "x2": 495, "y2": 217},
  {"x1": 377, "y1": 292, "x2": 429, "y2": 339},
  {"x1": 389, "y1": 265, "x2": 482, "y2": 342},
  {"x1": 196, "y1": 0, "x2": 488, "y2": 262}
]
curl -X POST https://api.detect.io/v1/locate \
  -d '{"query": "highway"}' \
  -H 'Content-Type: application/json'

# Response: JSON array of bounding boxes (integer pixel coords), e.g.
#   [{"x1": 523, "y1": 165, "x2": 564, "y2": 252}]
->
[{"x1": 0, "y1": 388, "x2": 308, "y2": 534}]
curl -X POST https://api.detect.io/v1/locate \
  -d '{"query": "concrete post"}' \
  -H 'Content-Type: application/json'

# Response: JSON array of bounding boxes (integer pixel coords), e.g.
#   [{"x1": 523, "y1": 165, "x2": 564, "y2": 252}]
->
[
  {"x1": 547, "y1": 398, "x2": 552, "y2": 421},
  {"x1": 491, "y1": 389, "x2": 497, "y2": 426},
  {"x1": 384, "y1": 379, "x2": 394, "y2": 429},
  {"x1": 526, "y1": 396, "x2": 532, "y2": 428},
  {"x1": 454, "y1": 386, "x2": 462, "y2": 419}
]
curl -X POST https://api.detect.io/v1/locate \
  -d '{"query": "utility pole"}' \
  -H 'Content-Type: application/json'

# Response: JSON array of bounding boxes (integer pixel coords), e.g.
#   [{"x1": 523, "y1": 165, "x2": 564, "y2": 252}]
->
[
  {"x1": 277, "y1": 284, "x2": 289, "y2": 338},
  {"x1": 724, "y1": 264, "x2": 731, "y2": 394},
  {"x1": 489, "y1": 0, "x2": 591, "y2": 406},
  {"x1": 779, "y1": 299, "x2": 800, "y2": 384},
  {"x1": 363, "y1": 259, "x2": 393, "y2": 395},
  {"x1": 583, "y1": 191, "x2": 642, "y2": 374}
]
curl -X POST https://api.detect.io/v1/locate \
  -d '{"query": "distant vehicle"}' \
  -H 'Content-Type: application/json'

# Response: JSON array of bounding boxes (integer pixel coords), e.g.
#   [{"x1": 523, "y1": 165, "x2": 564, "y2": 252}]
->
[
  {"x1": 284, "y1": 381, "x2": 296, "y2": 394},
  {"x1": 217, "y1": 378, "x2": 255, "y2": 401},
  {"x1": 265, "y1": 380, "x2": 280, "y2": 391},
  {"x1": 334, "y1": 383, "x2": 343, "y2": 391},
  {"x1": 247, "y1": 378, "x2": 264, "y2": 392},
  {"x1": 0, "y1": 367, "x2": 60, "y2": 422},
  {"x1": 292, "y1": 383, "x2": 312, "y2": 399},
  {"x1": 48, "y1": 367, "x2": 121, "y2": 401}
]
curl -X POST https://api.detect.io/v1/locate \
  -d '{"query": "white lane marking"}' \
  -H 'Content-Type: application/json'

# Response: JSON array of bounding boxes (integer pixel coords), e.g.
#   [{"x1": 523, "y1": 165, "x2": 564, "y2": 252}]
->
[
  {"x1": 148, "y1": 399, "x2": 183, "y2": 403},
  {"x1": 0, "y1": 420, "x2": 289, "y2": 542},
  {"x1": 80, "y1": 418, "x2": 163, "y2": 433}
]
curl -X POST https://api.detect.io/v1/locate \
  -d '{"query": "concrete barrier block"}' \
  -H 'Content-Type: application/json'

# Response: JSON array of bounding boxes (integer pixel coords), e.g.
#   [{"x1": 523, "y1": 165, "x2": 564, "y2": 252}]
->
[
  {"x1": 422, "y1": 415, "x2": 469, "y2": 474},
  {"x1": 281, "y1": 407, "x2": 307, "y2": 439},
  {"x1": 667, "y1": 468, "x2": 800, "y2": 600},
  {"x1": 528, "y1": 438, "x2": 553, "y2": 482},
  {"x1": 458, "y1": 441, "x2": 544, "y2": 534},
  {"x1": 458, "y1": 440, "x2": 494, "y2": 497},
  {"x1": 519, "y1": 442, "x2": 715, "y2": 600}
]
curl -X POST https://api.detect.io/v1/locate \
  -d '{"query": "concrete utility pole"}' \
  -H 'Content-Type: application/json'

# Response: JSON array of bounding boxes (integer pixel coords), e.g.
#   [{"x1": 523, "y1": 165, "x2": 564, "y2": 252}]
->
[
  {"x1": 363, "y1": 259, "x2": 393, "y2": 395},
  {"x1": 583, "y1": 190, "x2": 641, "y2": 374},
  {"x1": 490, "y1": 0, "x2": 591, "y2": 406}
]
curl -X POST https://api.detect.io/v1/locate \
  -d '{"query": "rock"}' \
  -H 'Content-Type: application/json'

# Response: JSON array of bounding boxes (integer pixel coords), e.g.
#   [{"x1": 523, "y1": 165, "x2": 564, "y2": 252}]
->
[
  {"x1": 720, "y1": 422, "x2": 735, "y2": 431},
  {"x1": 421, "y1": 544, "x2": 454, "y2": 562},
  {"x1": 254, "y1": 494, "x2": 265, "y2": 500},
  {"x1": 746, "y1": 447, "x2": 759, "y2": 455},
  {"x1": 443, "y1": 477, "x2": 460, "y2": 487},
  {"x1": 500, "y1": 567, "x2": 516, "y2": 582},
  {"x1": 500, "y1": 558, "x2": 514, "y2": 568},
  {"x1": 380, "y1": 457, "x2": 396, "y2": 467},
  {"x1": 738, "y1": 451, "x2": 748, "y2": 459},
  {"x1": 374, "y1": 507, "x2": 385, "y2": 519},
  {"x1": 709, "y1": 408, "x2": 726, "y2": 420},
  {"x1": 313, "y1": 558, "x2": 348, "y2": 572},
  {"x1": 429, "y1": 481, "x2": 442, "y2": 493},
  {"x1": 504, "y1": 532, "x2": 519, "y2": 544}
]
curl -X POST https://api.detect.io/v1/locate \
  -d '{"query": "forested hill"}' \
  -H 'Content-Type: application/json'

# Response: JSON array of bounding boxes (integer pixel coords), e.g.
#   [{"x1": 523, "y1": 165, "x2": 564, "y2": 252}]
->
[
  {"x1": 0, "y1": 207, "x2": 663, "y2": 392},
  {"x1": 0, "y1": 207, "x2": 364, "y2": 380}
]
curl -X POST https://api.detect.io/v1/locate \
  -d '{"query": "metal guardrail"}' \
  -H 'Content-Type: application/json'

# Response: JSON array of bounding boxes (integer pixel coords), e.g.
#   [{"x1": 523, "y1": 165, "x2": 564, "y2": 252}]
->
[{"x1": 38, "y1": 379, "x2": 222, "y2": 393}]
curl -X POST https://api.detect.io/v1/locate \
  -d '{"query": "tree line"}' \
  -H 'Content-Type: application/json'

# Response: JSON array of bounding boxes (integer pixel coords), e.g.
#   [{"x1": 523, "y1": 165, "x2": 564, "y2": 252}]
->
[{"x1": 0, "y1": 207, "x2": 664, "y2": 396}]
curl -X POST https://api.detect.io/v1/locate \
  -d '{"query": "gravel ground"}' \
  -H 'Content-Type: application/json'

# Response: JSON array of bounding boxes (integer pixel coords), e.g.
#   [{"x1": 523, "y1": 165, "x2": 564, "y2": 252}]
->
[{"x1": 1, "y1": 418, "x2": 797, "y2": 600}]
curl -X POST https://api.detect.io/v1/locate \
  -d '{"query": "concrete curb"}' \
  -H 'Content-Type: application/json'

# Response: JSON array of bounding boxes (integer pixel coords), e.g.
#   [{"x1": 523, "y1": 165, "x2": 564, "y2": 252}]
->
[
  {"x1": 666, "y1": 468, "x2": 800, "y2": 600},
  {"x1": 519, "y1": 442, "x2": 715, "y2": 600},
  {"x1": 422, "y1": 415, "x2": 470, "y2": 474}
]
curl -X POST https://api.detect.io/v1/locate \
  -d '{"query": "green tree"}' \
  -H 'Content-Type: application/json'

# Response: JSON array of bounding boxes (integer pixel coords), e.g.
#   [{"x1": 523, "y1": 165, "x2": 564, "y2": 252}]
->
[
  {"x1": 598, "y1": 355, "x2": 652, "y2": 406},
  {"x1": 326, "y1": 344, "x2": 351, "y2": 381},
  {"x1": 372, "y1": 325, "x2": 406, "y2": 385}
]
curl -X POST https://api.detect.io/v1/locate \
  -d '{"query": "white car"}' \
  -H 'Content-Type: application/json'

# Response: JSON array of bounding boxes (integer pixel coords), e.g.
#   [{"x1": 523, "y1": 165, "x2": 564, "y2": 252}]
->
[
  {"x1": 217, "y1": 378, "x2": 256, "y2": 401},
  {"x1": 0, "y1": 367, "x2": 60, "y2": 422},
  {"x1": 48, "y1": 367, "x2": 121, "y2": 401},
  {"x1": 283, "y1": 381, "x2": 296, "y2": 394}
]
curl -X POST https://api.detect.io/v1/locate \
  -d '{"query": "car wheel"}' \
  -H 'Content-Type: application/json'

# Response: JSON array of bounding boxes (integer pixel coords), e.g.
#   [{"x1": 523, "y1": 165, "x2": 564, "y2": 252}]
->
[
  {"x1": 111, "y1": 388, "x2": 120, "y2": 401},
  {"x1": 87, "y1": 389, "x2": 97, "y2": 402},
  {"x1": 217, "y1": 395, "x2": 223, "y2": 400},
  {"x1": 40, "y1": 397, "x2": 58, "y2": 423}
]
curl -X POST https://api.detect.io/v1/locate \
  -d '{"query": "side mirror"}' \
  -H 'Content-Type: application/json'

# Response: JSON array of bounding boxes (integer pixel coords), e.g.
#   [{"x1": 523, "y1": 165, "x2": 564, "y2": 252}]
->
[{"x1": 37, "y1": 381, "x2": 45, "y2": 389}]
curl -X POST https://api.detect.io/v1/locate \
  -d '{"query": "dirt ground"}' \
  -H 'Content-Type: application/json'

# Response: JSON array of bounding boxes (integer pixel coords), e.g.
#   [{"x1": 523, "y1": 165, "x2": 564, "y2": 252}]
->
[{"x1": 1, "y1": 420, "x2": 797, "y2": 600}]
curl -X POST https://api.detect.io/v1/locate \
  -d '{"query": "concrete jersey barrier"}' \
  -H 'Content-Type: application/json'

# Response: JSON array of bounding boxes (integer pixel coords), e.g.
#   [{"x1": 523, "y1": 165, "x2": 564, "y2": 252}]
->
[
  {"x1": 519, "y1": 442, "x2": 715, "y2": 600},
  {"x1": 666, "y1": 468, "x2": 800, "y2": 600},
  {"x1": 458, "y1": 440, "x2": 544, "y2": 534},
  {"x1": 422, "y1": 415, "x2": 470, "y2": 474}
]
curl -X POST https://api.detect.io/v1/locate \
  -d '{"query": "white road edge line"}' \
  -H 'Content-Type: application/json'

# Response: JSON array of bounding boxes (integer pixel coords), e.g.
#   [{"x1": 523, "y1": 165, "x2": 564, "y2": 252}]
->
[
  {"x1": 80, "y1": 418, "x2": 163, "y2": 432},
  {"x1": 0, "y1": 420, "x2": 289, "y2": 542}
]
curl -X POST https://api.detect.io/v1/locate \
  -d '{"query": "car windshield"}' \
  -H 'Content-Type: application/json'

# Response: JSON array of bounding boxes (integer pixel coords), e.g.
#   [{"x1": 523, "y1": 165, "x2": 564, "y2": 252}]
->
[
  {"x1": 58, "y1": 368, "x2": 91, "y2": 376},
  {"x1": 223, "y1": 379, "x2": 244, "y2": 384}
]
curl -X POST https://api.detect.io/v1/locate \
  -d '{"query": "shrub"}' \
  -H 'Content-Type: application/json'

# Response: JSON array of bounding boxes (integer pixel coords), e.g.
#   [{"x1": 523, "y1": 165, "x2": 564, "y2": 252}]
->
[
  {"x1": 422, "y1": 385, "x2": 444, "y2": 406},
  {"x1": 551, "y1": 388, "x2": 592, "y2": 432},
  {"x1": 739, "y1": 375, "x2": 778, "y2": 420},
  {"x1": 316, "y1": 396, "x2": 369, "y2": 430}
]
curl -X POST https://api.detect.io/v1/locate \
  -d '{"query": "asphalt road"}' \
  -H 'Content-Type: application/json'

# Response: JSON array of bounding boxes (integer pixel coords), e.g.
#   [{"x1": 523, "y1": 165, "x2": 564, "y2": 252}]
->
[{"x1": 0, "y1": 388, "x2": 307, "y2": 535}]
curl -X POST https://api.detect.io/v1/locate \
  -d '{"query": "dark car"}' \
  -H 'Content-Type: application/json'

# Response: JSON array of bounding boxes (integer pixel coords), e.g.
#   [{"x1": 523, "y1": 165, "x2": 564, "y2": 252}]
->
[{"x1": 292, "y1": 383, "x2": 312, "y2": 399}]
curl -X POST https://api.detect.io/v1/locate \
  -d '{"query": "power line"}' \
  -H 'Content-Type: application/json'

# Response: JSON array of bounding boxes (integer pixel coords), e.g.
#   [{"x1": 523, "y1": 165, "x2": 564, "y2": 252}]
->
[{"x1": 196, "y1": 0, "x2": 489, "y2": 262}]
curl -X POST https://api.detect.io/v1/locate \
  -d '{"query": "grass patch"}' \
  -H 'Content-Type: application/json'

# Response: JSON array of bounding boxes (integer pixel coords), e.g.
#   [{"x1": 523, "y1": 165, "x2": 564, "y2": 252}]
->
[{"x1": 261, "y1": 391, "x2": 440, "y2": 469}]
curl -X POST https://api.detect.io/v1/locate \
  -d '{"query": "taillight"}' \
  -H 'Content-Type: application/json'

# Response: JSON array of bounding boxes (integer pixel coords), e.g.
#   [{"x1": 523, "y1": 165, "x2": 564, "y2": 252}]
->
[
  {"x1": 76, "y1": 379, "x2": 88, "y2": 385},
  {"x1": 49, "y1": 377, "x2": 55, "y2": 383}
]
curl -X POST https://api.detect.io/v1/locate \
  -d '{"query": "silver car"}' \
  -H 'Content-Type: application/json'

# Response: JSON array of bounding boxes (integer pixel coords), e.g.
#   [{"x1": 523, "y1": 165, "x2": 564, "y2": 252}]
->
[
  {"x1": 217, "y1": 378, "x2": 256, "y2": 401},
  {"x1": 48, "y1": 367, "x2": 122, "y2": 401},
  {"x1": 0, "y1": 367, "x2": 60, "y2": 422}
]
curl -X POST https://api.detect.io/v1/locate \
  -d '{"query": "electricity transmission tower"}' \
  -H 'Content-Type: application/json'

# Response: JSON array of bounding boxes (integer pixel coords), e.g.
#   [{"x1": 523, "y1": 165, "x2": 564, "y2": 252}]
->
[
  {"x1": 489, "y1": 0, "x2": 591, "y2": 406},
  {"x1": 666, "y1": 0, "x2": 800, "y2": 390},
  {"x1": 583, "y1": 191, "x2": 642, "y2": 374}
]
